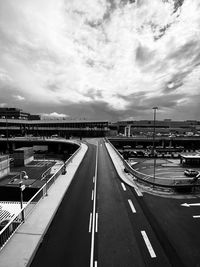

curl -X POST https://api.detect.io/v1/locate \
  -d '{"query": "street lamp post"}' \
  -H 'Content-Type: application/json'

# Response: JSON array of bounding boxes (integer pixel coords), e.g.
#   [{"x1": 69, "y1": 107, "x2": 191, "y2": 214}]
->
[
  {"x1": 152, "y1": 107, "x2": 158, "y2": 187},
  {"x1": 19, "y1": 171, "x2": 28, "y2": 221},
  {"x1": 5, "y1": 108, "x2": 9, "y2": 153}
]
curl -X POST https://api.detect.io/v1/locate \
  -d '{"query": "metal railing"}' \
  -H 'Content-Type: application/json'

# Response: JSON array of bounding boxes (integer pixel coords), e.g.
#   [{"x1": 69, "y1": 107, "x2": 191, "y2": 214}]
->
[{"x1": 0, "y1": 143, "x2": 81, "y2": 250}]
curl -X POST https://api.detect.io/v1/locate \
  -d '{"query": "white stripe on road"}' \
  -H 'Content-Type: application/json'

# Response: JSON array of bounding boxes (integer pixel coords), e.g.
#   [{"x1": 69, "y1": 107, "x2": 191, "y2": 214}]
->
[
  {"x1": 93, "y1": 176, "x2": 95, "y2": 183},
  {"x1": 89, "y1": 213, "x2": 92, "y2": 233},
  {"x1": 91, "y1": 190, "x2": 94, "y2": 201},
  {"x1": 193, "y1": 215, "x2": 200, "y2": 218},
  {"x1": 90, "y1": 144, "x2": 98, "y2": 267},
  {"x1": 94, "y1": 261, "x2": 98, "y2": 267},
  {"x1": 121, "y1": 182, "x2": 126, "y2": 191},
  {"x1": 128, "y1": 199, "x2": 136, "y2": 213},
  {"x1": 95, "y1": 213, "x2": 98, "y2": 233},
  {"x1": 141, "y1": 230, "x2": 156, "y2": 258},
  {"x1": 134, "y1": 187, "x2": 143, "y2": 197}
]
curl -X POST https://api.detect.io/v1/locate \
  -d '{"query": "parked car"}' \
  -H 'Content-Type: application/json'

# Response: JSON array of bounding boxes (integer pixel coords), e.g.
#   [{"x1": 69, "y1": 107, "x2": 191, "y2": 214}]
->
[{"x1": 184, "y1": 169, "x2": 199, "y2": 177}]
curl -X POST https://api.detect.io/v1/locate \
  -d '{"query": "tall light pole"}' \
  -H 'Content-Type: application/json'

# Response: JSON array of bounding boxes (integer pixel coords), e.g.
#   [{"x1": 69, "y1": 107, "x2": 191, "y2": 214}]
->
[
  {"x1": 152, "y1": 107, "x2": 158, "y2": 187},
  {"x1": 5, "y1": 108, "x2": 9, "y2": 153},
  {"x1": 19, "y1": 171, "x2": 28, "y2": 221}
]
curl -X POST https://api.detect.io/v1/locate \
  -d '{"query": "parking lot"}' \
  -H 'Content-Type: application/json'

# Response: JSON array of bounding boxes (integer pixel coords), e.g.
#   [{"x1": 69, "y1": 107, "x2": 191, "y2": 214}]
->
[{"x1": 129, "y1": 158, "x2": 200, "y2": 185}]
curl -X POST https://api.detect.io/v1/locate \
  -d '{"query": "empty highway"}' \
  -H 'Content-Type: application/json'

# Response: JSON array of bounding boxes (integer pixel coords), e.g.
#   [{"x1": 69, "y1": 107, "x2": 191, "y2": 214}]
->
[{"x1": 30, "y1": 138, "x2": 200, "y2": 267}]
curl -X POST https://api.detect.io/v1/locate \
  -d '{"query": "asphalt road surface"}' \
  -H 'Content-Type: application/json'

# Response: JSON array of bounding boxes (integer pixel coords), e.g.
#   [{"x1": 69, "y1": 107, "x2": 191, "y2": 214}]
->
[{"x1": 30, "y1": 138, "x2": 200, "y2": 267}]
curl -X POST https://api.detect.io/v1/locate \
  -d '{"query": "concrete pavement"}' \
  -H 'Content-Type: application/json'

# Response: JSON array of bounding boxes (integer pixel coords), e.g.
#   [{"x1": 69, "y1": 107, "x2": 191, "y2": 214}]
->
[{"x1": 0, "y1": 143, "x2": 88, "y2": 267}]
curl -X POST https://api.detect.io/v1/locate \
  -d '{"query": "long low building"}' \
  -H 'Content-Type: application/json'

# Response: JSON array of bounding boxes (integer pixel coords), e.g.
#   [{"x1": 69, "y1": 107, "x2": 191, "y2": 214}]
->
[{"x1": 0, "y1": 119, "x2": 110, "y2": 138}]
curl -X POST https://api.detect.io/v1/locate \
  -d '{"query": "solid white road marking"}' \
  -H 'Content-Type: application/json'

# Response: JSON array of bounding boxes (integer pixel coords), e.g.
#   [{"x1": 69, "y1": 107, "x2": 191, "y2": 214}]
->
[
  {"x1": 141, "y1": 230, "x2": 156, "y2": 258},
  {"x1": 128, "y1": 199, "x2": 136, "y2": 213},
  {"x1": 89, "y1": 213, "x2": 92, "y2": 233},
  {"x1": 121, "y1": 182, "x2": 126, "y2": 191},
  {"x1": 91, "y1": 190, "x2": 94, "y2": 201},
  {"x1": 181, "y1": 203, "x2": 200, "y2": 207},
  {"x1": 90, "y1": 144, "x2": 98, "y2": 267},
  {"x1": 95, "y1": 213, "x2": 98, "y2": 233},
  {"x1": 193, "y1": 215, "x2": 200, "y2": 218}
]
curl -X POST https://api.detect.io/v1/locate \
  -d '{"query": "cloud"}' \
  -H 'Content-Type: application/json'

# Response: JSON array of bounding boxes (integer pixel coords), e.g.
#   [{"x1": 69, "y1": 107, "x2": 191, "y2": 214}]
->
[
  {"x1": 0, "y1": 0, "x2": 200, "y2": 120},
  {"x1": 41, "y1": 112, "x2": 69, "y2": 119},
  {"x1": 13, "y1": 95, "x2": 25, "y2": 101},
  {"x1": 0, "y1": 103, "x2": 7, "y2": 108}
]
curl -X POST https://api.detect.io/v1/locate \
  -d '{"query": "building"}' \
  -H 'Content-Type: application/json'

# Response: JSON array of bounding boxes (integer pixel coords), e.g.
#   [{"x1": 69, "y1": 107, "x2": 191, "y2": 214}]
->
[
  {"x1": 118, "y1": 119, "x2": 200, "y2": 136},
  {"x1": 0, "y1": 108, "x2": 30, "y2": 120},
  {"x1": 28, "y1": 114, "x2": 41, "y2": 120},
  {"x1": 0, "y1": 108, "x2": 40, "y2": 121},
  {"x1": 0, "y1": 118, "x2": 109, "y2": 138}
]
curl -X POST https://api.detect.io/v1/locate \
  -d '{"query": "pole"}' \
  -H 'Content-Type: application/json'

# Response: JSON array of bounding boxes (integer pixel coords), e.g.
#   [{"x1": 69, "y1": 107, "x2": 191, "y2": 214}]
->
[
  {"x1": 20, "y1": 185, "x2": 25, "y2": 221},
  {"x1": 6, "y1": 108, "x2": 9, "y2": 153},
  {"x1": 152, "y1": 107, "x2": 158, "y2": 187}
]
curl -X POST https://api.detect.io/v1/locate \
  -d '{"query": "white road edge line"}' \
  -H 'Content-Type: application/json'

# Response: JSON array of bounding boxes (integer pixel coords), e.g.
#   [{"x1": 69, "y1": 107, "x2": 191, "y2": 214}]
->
[
  {"x1": 95, "y1": 213, "x2": 98, "y2": 233},
  {"x1": 121, "y1": 182, "x2": 126, "y2": 191},
  {"x1": 90, "y1": 143, "x2": 98, "y2": 267},
  {"x1": 91, "y1": 190, "x2": 94, "y2": 201},
  {"x1": 89, "y1": 213, "x2": 92, "y2": 233},
  {"x1": 141, "y1": 230, "x2": 156, "y2": 258},
  {"x1": 128, "y1": 199, "x2": 136, "y2": 213}
]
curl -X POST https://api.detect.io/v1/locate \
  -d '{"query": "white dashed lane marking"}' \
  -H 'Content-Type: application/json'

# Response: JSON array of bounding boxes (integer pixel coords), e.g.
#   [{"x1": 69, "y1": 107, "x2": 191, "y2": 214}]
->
[
  {"x1": 121, "y1": 182, "x2": 126, "y2": 191},
  {"x1": 89, "y1": 213, "x2": 92, "y2": 233},
  {"x1": 141, "y1": 230, "x2": 156, "y2": 258},
  {"x1": 128, "y1": 199, "x2": 136, "y2": 213}
]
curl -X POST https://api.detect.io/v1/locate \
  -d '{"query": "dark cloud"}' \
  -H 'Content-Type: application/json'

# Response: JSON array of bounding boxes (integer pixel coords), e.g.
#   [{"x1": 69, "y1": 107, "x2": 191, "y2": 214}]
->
[
  {"x1": 116, "y1": 91, "x2": 147, "y2": 103},
  {"x1": 144, "y1": 93, "x2": 185, "y2": 109},
  {"x1": 168, "y1": 41, "x2": 199, "y2": 61},
  {"x1": 135, "y1": 44, "x2": 155, "y2": 66},
  {"x1": 82, "y1": 88, "x2": 103, "y2": 100},
  {"x1": 162, "y1": 71, "x2": 189, "y2": 93}
]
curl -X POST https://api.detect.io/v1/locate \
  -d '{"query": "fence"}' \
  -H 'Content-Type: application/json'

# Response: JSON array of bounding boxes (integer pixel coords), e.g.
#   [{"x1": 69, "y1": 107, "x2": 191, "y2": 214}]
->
[{"x1": 0, "y1": 143, "x2": 81, "y2": 250}]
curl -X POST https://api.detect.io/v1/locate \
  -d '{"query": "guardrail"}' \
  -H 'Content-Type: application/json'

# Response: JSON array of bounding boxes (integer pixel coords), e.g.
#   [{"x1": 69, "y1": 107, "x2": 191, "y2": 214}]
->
[
  {"x1": 106, "y1": 138, "x2": 200, "y2": 191},
  {"x1": 0, "y1": 143, "x2": 81, "y2": 250}
]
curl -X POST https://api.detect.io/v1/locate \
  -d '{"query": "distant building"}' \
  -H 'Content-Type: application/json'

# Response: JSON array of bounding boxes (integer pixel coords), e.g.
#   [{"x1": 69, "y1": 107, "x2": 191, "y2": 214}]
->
[
  {"x1": 118, "y1": 119, "x2": 200, "y2": 136},
  {"x1": 28, "y1": 114, "x2": 41, "y2": 120},
  {"x1": 0, "y1": 118, "x2": 109, "y2": 137},
  {"x1": 0, "y1": 107, "x2": 40, "y2": 121},
  {"x1": 0, "y1": 108, "x2": 29, "y2": 120}
]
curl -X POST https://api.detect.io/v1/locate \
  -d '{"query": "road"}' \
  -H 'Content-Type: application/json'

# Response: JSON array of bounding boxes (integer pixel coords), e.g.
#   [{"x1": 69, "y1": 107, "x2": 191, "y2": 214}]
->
[{"x1": 30, "y1": 138, "x2": 200, "y2": 267}]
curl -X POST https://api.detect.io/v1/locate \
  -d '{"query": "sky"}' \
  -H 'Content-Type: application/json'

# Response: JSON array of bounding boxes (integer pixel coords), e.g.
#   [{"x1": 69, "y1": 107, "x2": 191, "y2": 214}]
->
[{"x1": 0, "y1": 0, "x2": 200, "y2": 121}]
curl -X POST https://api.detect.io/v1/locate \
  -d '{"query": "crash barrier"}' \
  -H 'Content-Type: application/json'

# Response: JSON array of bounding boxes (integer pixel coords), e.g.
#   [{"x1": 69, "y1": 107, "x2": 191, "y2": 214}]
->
[
  {"x1": 106, "y1": 138, "x2": 200, "y2": 191},
  {"x1": 0, "y1": 142, "x2": 81, "y2": 251}
]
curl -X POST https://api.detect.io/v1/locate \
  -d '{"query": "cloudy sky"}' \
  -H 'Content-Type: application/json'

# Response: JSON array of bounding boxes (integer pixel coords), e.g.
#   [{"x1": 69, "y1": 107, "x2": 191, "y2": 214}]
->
[{"x1": 0, "y1": 0, "x2": 200, "y2": 121}]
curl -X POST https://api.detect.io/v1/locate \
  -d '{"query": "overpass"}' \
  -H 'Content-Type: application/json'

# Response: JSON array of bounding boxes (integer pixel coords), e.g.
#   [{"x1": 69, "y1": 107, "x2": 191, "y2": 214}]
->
[{"x1": 0, "y1": 138, "x2": 200, "y2": 266}]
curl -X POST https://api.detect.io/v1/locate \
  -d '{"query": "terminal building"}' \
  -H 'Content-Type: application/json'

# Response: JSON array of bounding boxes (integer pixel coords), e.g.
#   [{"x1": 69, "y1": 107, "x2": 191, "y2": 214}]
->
[
  {"x1": 118, "y1": 119, "x2": 200, "y2": 136},
  {"x1": 0, "y1": 118, "x2": 110, "y2": 138}
]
